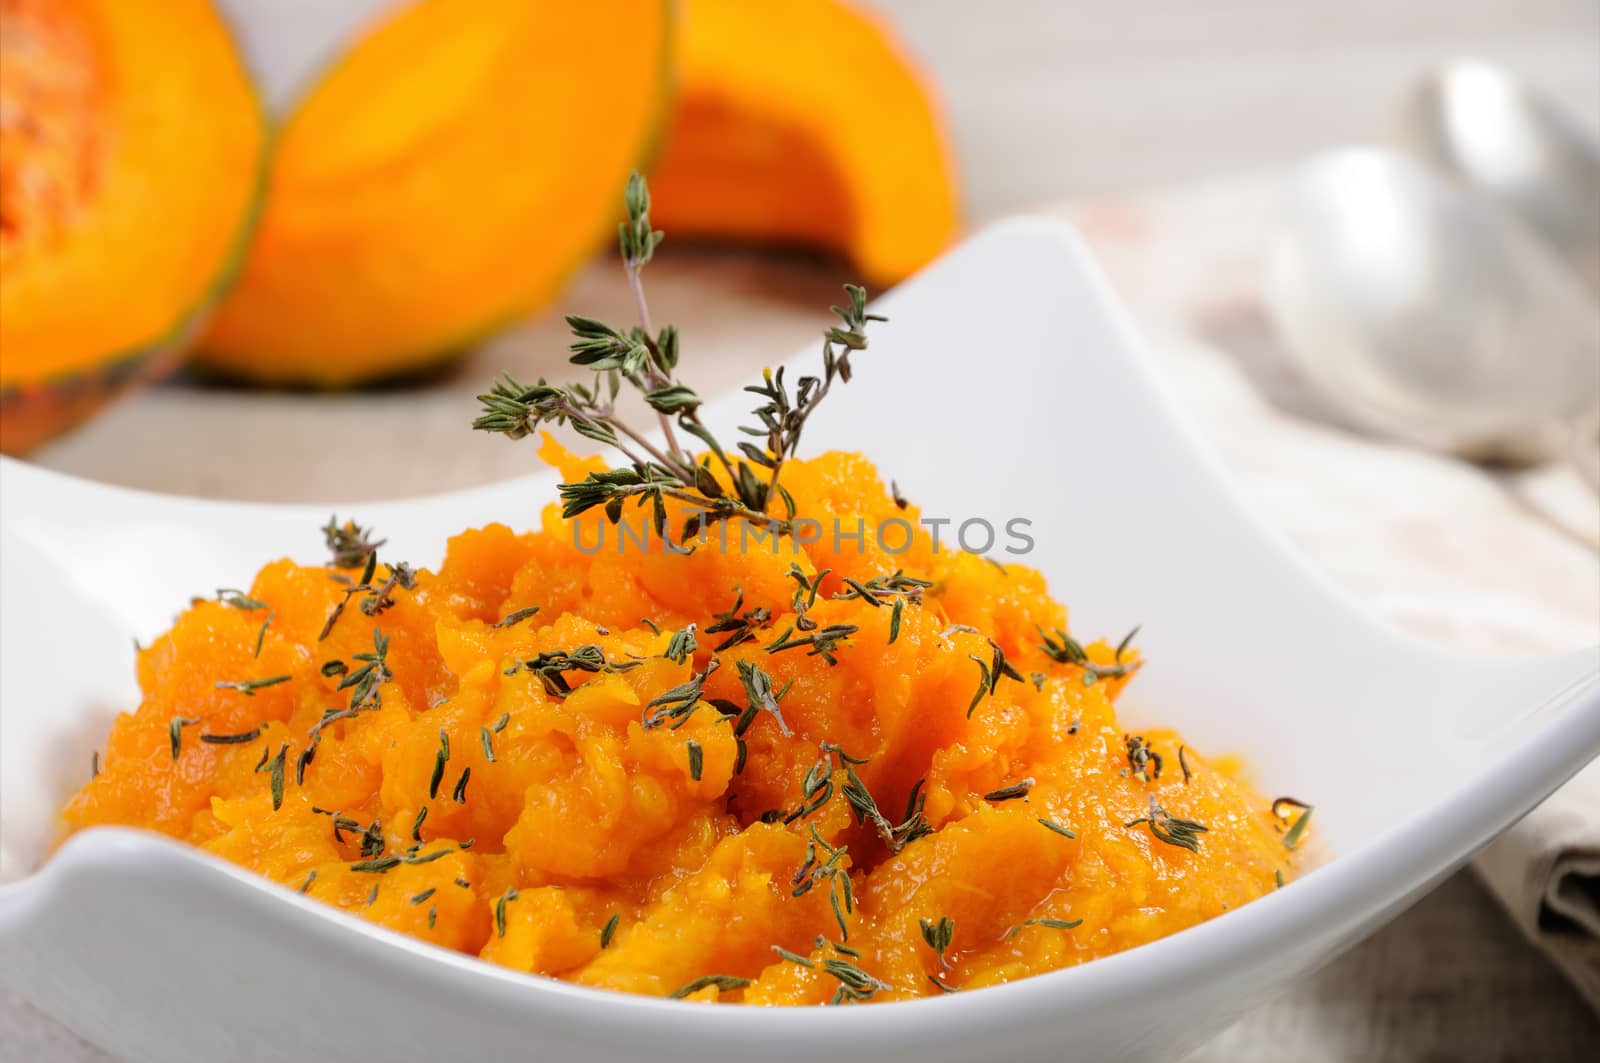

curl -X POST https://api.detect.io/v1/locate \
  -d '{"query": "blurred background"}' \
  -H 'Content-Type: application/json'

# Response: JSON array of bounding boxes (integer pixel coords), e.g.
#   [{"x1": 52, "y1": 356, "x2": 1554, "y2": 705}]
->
[
  {"x1": 2, "y1": 1, "x2": 1598, "y2": 1058},
  {"x1": 894, "y1": 0, "x2": 1599, "y2": 211}
]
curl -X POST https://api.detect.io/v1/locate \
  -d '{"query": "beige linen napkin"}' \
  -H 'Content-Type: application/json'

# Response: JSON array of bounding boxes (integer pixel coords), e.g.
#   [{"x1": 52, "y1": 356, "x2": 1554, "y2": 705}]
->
[{"x1": 1475, "y1": 759, "x2": 1600, "y2": 1003}]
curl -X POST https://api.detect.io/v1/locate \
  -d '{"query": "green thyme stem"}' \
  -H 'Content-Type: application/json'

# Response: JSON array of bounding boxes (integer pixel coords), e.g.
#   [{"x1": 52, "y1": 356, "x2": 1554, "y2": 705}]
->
[
  {"x1": 625, "y1": 270, "x2": 685, "y2": 463},
  {"x1": 619, "y1": 170, "x2": 686, "y2": 465},
  {"x1": 475, "y1": 172, "x2": 882, "y2": 546},
  {"x1": 559, "y1": 398, "x2": 663, "y2": 470},
  {"x1": 682, "y1": 407, "x2": 740, "y2": 483},
  {"x1": 579, "y1": 479, "x2": 787, "y2": 534}
]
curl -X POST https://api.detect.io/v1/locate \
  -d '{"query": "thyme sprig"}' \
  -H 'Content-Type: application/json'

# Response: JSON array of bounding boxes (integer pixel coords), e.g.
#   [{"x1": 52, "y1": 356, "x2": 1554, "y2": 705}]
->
[
  {"x1": 765, "y1": 622, "x2": 858, "y2": 665},
  {"x1": 704, "y1": 587, "x2": 772, "y2": 651},
  {"x1": 786, "y1": 564, "x2": 827, "y2": 630},
  {"x1": 336, "y1": 629, "x2": 392, "y2": 712},
  {"x1": 259, "y1": 743, "x2": 288, "y2": 811},
  {"x1": 1273, "y1": 797, "x2": 1314, "y2": 851},
  {"x1": 316, "y1": 807, "x2": 385, "y2": 858},
  {"x1": 968, "y1": 638, "x2": 1025, "y2": 717},
  {"x1": 822, "y1": 956, "x2": 890, "y2": 1005},
  {"x1": 642, "y1": 657, "x2": 719, "y2": 729},
  {"x1": 1037, "y1": 816, "x2": 1076, "y2": 839},
  {"x1": 772, "y1": 945, "x2": 815, "y2": 969},
  {"x1": 168, "y1": 716, "x2": 198, "y2": 760},
  {"x1": 1036, "y1": 624, "x2": 1143, "y2": 686},
  {"x1": 215, "y1": 674, "x2": 291, "y2": 696},
  {"x1": 834, "y1": 570, "x2": 930, "y2": 646},
  {"x1": 1127, "y1": 796, "x2": 1209, "y2": 853},
  {"x1": 320, "y1": 545, "x2": 416, "y2": 641},
  {"x1": 478, "y1": 711, "x2": 511, "y2": 764},
  {"x1": 791, "y1": 823, "x2": 855, "y2": 940},
  {"x1": 790, "y1": 743, "x2": 932, "y2": 853},
  {"x1": 919, "y1": 916, "x2": 956, "y2": 972},
  {"x1": 834, "y1": 571, "x2": 931, "y2": 607},
  {"x1": 493, "y1": 605, "x2": 541, "y2": 629},
  {"x1": 214, "y1": 588, "x2": 269, "y2": 612},
  {"x1": 984, "y1": 778, "x2": 1034, "y2": 802},
  {"x1": 1125, "y1": 735, "x2": 1163, "y2": 781},
  {"x1": 428, "y1": 730, "x2": 450, "y2": 800},
  {"x1": 474, "y1": 172, "x2": 884, "y2": 543},
  {"x1": 735, "y1": 658, "x2": 791, "y2": 736},
  {"x1": 508, "y1": 645, "x2": 639, "y2": 699},
  {"x1": 214, "y1": 589, "x2": 274, "y2": 655},
  {"x1": 669, "y1": 974, "x2": 752, "y2": 1000},
  {"x1": 323, "y1": 517, "x2": 384, "y2": 570},
  {"x1": 1006, "y1": 915, "x2": 1084, "y2": 940},
  {"x1": 200, "y1": 728, "x2": 261, "y2": 745},
  {"x1": 494, "y1": 888, "x2": 519, "y2": 937},
  {"x1": 662, "y1": 624, "x2": 698, "y2": 664}
]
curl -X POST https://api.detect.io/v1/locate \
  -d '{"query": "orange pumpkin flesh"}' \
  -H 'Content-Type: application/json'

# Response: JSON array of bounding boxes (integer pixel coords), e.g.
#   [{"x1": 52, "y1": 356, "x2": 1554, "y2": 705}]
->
[
  {"x1": 648, "y1": 0, "x2": 960, "y2": 286},
  {"x1": 195, "y1": 0, "x2": 674, "y2": 387},
  {"x1": 0, "y1": 0, "x2": 264, "y2": 454},
  {"x1": 63, "y1": 448, "x2": 1301, "y2": 1002}
]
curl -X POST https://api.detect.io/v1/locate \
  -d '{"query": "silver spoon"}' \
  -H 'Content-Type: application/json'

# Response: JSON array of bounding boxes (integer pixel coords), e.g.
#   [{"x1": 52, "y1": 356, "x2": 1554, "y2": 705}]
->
[
  {"x1": 1393, "y1": 58, "x2": 1600, "y2": 299},
  {"x1": 1265, "y1": 148, "x2": 1600, "y2": 484}
]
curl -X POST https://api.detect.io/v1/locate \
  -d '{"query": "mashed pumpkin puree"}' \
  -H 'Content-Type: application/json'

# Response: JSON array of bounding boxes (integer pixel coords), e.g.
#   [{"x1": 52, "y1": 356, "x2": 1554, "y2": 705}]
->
[{"x1": 63, "y1": 444, "x2": 1306, "y2": 1004}]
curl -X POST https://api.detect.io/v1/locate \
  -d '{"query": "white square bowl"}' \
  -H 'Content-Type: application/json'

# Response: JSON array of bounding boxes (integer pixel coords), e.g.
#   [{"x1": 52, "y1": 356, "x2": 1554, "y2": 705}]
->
[{"x1": 2, "y1": 218, "x2": 1597, "y2": 1063}]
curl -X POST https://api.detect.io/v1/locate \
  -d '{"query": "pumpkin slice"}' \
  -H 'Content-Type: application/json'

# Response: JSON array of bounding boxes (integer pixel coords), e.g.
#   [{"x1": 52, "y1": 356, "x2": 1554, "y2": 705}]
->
[
  {"x1": 647, "y1": 0, "x2": 959, "y2": 286},
  {"x1": 0, "y1": 0, "x2": 264, "y2": 454},
  {"x1": 197, "y1": 0, "x2": 673, "y2": 387}
]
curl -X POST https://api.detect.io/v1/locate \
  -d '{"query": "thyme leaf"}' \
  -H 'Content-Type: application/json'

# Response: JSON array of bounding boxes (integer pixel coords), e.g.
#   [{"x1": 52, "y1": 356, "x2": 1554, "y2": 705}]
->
[
  {"x1": 766, "y1": 622, "x2": 857, "y2": 665},
  {"x1": 822, "y1": 957, "x2": 889, "y2": 1005},
  {"x1": 494, "y1": 888, "x2": 519, "y2": 938},
  {"x1": 200, "y1": 728, "x2": 261, "y2": 745},
  {"x1": 1273, "y1": 797, "x2": 1314, "y2": 851},
  {"x1": 669, "y1": 974, "x2": 751, "y2": 1000},
  {"x1": 919, "y1": 915, "x2": 955, "y2": 971},
  {"x1": 1125, "y1": 735, "x2": 1163, "y2": 782},
  {"x1": 259, "y1": 743, "x2": 288, "y2": 811},
  {"x1": 323, "y1": 517, "x2": 382, "y2": 569},
  {"x1": 1036, "y1": 624, "x2": 1143, "y2": 686},
  {"x1": 642, "y1": 658, "x2": 719, "y2": 729},
  {"x1": 492, "y1": 605, "x2": 541, "y2": 629},
  {"x1": 1127, "y1": 797, "x2": 1209, "y2": 853},
  {"x1": 428, "y1": 730, "x2": 450, "y2": 800},
  {"x1": 663, "y1": 624, "x2": 698, "y2": 664},
  {"x1": 215, "y1": 674, "x2": 291, "y2": 697},
  {"x1": 983, "y1": 778, "x2": 1034, "y2": 802},
  {"x1": 735, "y1": 658, "x2": 790, "y2": 736},
  {"x1": 335, "y1": 629, "x2": 392, "y2": 712},
  {"x1": 168, "y1": 717, "x2": 198, "y2": 761}
]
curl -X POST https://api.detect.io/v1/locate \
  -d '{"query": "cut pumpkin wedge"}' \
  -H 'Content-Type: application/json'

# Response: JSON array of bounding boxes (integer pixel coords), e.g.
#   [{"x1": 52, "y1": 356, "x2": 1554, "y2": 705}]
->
[
  {"x1": 648, "y1": 0, "x2": 959, "y2": 286},
  {"x1": 197, "y1": 0, "x2": 674, "y2": 387},
  {"x1": 0, "y1": 0, "x2": 265, "y2": 454}
]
